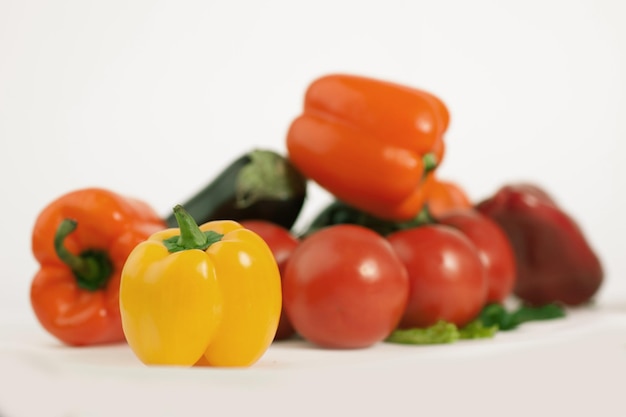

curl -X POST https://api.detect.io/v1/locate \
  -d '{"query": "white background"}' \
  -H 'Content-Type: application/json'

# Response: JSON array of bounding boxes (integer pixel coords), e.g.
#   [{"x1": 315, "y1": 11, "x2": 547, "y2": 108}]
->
[{"x1": 1, "y1": 0, "x2": 625, "y2": 416}]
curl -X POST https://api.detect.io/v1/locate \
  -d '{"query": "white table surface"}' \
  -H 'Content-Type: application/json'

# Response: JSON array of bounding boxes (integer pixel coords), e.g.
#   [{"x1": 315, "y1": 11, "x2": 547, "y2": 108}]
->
[{"x1": 1, "y1": 300, "x2": 624, "y2": 417}]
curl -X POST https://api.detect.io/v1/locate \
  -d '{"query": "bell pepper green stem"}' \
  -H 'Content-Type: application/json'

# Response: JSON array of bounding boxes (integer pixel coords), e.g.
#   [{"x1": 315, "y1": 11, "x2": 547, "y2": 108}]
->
[
  {"x1": 54, "y1": 219, "x2": 113, "y2": 291},
  {"x1": 164, "y1": 205, "x2": 224, "y2": 253},
  {"x1": 173, "y1": 204, "x2": 211, "y2": 249},
  {"x1": 422, "y1": 153, "x2": 438, "y2": 173}
]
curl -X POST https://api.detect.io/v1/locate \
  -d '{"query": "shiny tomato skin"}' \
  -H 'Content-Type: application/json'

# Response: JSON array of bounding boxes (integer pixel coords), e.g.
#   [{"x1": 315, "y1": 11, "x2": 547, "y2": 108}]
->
[
  {"x1": 239, "y1": 220, "x2": 300, "y2": 341},
  {"x1": 437, "y1": 209, "x2": 517, "y2": 304},
  {"x1": 283, "y1": 224, "x2": 409, "y2": 349},
  {"x1": 387, "y1": 225, "x2": 487, "y2": 328}
]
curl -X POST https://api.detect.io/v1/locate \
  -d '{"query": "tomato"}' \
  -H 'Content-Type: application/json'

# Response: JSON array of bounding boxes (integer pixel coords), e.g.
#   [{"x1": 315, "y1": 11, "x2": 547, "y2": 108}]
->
[
  {"x1": 283, "y1": 224, "x2": 409, "y2": 349},
  {"x1": 387, "y1": 225, "x2": 487, "y2": 328},
  {"x1": 239, "y1": 220, "x2": 300, "y2": 341},
  {"x1": 436, "y1": 209, "x2": 517, "y2": 304}
]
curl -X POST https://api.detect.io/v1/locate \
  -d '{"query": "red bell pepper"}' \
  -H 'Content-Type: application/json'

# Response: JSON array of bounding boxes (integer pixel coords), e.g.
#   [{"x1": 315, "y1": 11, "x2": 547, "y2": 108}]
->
[{"x1": 476, "y1": 183, "x2": 603, "y2": 306}]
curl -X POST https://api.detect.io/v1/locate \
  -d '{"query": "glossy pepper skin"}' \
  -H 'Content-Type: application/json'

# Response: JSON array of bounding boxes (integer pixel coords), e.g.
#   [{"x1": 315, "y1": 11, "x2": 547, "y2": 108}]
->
[
  {"x1": 119, "y1": 205, "x2": 282, "y2": 367},
  {"x1": 425, "y1": 176, "x2": 472, "y2": 219},
  {"x1": 476, "y1": 183, "x2": 603, "y2": 306},
  {"x1": 30, "y1": 188, "x2": 166, "y2": 346},
  {"x1": 286, "y1": 74, "x2": 449, "y2": 221}
]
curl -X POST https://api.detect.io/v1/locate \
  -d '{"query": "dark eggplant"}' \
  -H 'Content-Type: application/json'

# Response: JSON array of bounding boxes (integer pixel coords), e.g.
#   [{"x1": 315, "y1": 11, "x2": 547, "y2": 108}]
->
[{"x1": 166, "y1": 149, "x2": 307, "y2": 230}]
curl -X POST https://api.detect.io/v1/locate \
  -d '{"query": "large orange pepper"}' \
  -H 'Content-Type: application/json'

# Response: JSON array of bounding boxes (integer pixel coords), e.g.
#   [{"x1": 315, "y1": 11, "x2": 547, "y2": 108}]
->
[
  {"x1": 30, "y1": 188, "x2": 166, "y2": 346},
  {"x1": 286, "y1": 74, "x2": 450, "y2": 221}
]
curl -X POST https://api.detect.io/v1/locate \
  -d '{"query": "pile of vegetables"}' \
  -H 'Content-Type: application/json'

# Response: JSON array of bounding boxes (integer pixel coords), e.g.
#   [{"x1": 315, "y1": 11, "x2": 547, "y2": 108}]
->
[{"x1": 29, "y1": 73, "x2": 604, "y2": 366}]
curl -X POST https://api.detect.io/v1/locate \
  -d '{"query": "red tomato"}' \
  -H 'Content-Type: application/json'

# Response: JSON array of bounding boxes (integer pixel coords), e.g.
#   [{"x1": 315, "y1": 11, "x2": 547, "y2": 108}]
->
[
  {"x1": 239, "y1": 220, "x2": 300, "y2": 341},
  {"x1": 387, "y1": 225, "x2": 487, "y2": 328},
  {"x1": 283, "y1": 224, "x2": 409, "y2": 349},
  {"x1": 437, "y1": 209, "x2": 517, "y2": 304}
]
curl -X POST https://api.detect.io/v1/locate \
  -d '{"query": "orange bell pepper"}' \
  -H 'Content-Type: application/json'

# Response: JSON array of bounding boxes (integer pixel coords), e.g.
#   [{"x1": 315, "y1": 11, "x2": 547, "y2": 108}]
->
[
  {"x1": 286, "y1": 74, "x2": 450, "y2": 221},
  {"x1": 425, "y1": 176, "x2": 473, "y2": 218},
  {"x1": 30, "y1": 188, "x2": 166, "y2": 346}
]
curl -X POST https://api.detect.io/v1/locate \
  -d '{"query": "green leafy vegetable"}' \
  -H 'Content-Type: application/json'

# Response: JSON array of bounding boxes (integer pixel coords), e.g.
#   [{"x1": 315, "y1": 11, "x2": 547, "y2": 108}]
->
[
  {"x1": 386, "y1": 320, "x2": 497, "y2": 345},
  {"x1": 385, "y1": 321, "x2": 459, "y2": 345},
  {"x1": 458, "y1": 320, "x2": 498, "y2": 339},
  {"x1": 385, "y1": 303, "x2": 565, "y2": 345},
  {"x1": 479, "y1": 303, "x2": 566, "y2": 331}
]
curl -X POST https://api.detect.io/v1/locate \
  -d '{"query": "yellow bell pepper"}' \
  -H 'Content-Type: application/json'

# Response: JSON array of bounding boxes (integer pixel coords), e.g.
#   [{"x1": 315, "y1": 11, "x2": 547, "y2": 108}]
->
[{"x1": 119, "y1": 205, "x2": 282, "y2": 367}]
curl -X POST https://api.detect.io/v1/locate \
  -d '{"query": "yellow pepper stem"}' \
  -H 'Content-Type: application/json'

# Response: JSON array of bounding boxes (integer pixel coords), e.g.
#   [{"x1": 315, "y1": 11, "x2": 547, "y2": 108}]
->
[{"x1": 163, "y1": 205, "x2": 223, "y2": 253}]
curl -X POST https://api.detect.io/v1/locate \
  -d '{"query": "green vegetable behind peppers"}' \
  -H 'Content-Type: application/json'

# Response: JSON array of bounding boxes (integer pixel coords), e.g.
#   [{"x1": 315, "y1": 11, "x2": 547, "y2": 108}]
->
[
  {"x1": 385, "y1": 303, "x2": 566, "y2": 345},
  {"x1": 165, "y1": 149, "x2": 307, "y2": 230}
]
